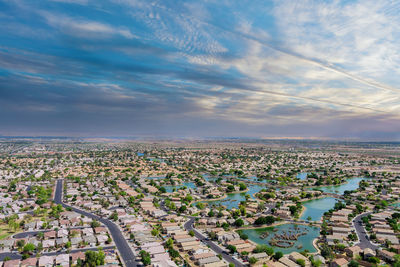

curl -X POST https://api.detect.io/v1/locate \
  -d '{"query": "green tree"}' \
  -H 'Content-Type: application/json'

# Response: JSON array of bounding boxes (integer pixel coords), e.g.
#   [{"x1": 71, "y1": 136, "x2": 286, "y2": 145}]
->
[
  {"x1": 227, "y1": 245, "x2": 237, "y2": 253},
  {"x1": 165, "y1": 238, "x2": 174, "y2": 249},
  {"x1": 109, "y1": 211, "x2": 118, "y2": 221},
  {"x1": 151, "y1": 229, "x2": 159, "y2": 236},
  {"x1": 367, "y1": 257, "x2": 380, "y2": 264},
  {"x1": 37, "y1": 242, "x2": 43, "y2": 252},
  {"x1": 393, "y1": 255, "x2": 400, "y2": 267},
  {"x1": 273, "y1": 251, "x2": 283, "y2": 260},
  {"x1": 91, "y1": 220, "x2": 101, "y2": 228},
  {"x1": 296, "y1": 259, "x2": 305, "y2": 267},
  {"x1": 237, "y1": 230, "x2": 248, "y2": 240},
  {"x1": 23, "y1": 243, "x2": 35, "y2": 253},
  {"x1": 257, "y1": 202, "x2": 266, "y2": 211},
  {"x1": 249, "y1": 257, "x2": 258, "y2": 265},
  {"x1": 169, "y1": 248, "x2": 179, "y2": 258},
  {"x1": 8, "y1": 220, "x2": 19, "y2": 232},
  {"x1": 196, "y1": 202, "x2": 205, "y2": 210},
  {"x1": 235, "y1": 218, "x2": 244, "y2": 227},
  {"x1": 320, "y1": 244, "x2": 332, "y2": 259},
  {"x1": 184, "y1": 194, "x2": 193, "y2": 202},
  {"x1": 289, "y1": 205, "x2": 298, "y2": 215},
  {"x1": 179, "y1": 205, "x2": 187, "y2": 213},
  {"x1": 16, "y1": 239, "x2": 25, "y2": 251},
  {"x1": 253, "y1": 245, "x2": 274, "y2": 256},
  {"x1": 254, "y1": 216, "x2": 275, "y2": 225},
  {"x1": 227, "y1": 185, "x2": 235, "y2": 192},
  {"x1": 79, "y1": 249, "x2": 105, "y2": 266},
  {"x1": 140, "y1": 250, "x2": 151, "y2": 266},
  {"x1": 348, "y1": 260, "x2": 359, "y2": 267},
  {"x1": 239, "y1": 183, "x2": 247, "y2": 191},
  {"x1": 208, "y1": 231, "x2": 217, "y2": 240}
]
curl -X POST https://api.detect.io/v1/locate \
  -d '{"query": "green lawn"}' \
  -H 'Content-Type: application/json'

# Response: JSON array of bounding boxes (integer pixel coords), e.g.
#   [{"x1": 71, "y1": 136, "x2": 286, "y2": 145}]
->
[{"x1": 0, "y1": 224, "x2": 19, "y2": 240}]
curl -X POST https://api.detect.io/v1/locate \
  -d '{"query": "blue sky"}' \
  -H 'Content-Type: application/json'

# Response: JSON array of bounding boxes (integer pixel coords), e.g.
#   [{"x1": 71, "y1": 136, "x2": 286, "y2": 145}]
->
[{"x1": 1, "y1": 0, "x2": 400, "y2": 139}]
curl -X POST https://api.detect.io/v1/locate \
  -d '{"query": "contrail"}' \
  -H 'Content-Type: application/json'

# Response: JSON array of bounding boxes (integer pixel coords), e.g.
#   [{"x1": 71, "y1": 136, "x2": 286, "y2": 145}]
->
[
  {"x1": 176, "y1": 78, "x2": 389, "y2": 114},
  {"x1": 236, "y1": 86, "x2": 389, "y2": 114},
  {"x1": 151, "y1": 2, "x2": 400, "y2": 94},
  {"x1": 128, "y1": 2, "x2": 397, "y2": 114}
]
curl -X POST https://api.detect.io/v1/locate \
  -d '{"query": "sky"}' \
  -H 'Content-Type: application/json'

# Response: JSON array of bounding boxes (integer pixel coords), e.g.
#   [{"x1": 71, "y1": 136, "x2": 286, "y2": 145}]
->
[{"x1": 1, "y1": 0, "x2": 400, "y2": 140}]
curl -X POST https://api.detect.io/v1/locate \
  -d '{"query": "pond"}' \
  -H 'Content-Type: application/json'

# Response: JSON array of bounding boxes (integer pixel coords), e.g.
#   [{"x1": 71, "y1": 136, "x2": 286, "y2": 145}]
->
[
  {"x1": 391, "y1": 202, "x2": 400, "y2": 207},
  {"x1": 300, "y1": 197, "x2": 338, "y2": 221},
  {"x1": 300, "y1": 177, "x2": 366, "y2": 221},
  {"x1": 197, "y1": 184, "x2": 264, "y2": 210},
  {"x1": 242, "y1": 223, "x2": 320, "y2": 254},
  {"x1": 146, "y1": 176, "x2": 164, "y2": 180},
  {"x1": 296, "y1": 172, "x2": 308, "y2": 180},
  {"x1": 314, "y1": 177, "x2": 365, "y2": 195},
  {"x1": 203, "y1": 174, "x2": 218, "y2": 182},
  {"x1": 147, "y1": 157, "x2": 165, "y2": 163},
  {"x1": 164, "y1": 182, "x2": 196, "y2": 193}
]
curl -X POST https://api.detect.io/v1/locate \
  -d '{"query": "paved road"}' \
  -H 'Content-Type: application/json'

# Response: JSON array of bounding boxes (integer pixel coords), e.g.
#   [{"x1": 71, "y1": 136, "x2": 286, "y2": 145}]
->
[
  {"x1": 353, "y1": 212, "x2": 379, "y2": 250},
  {"x1": 13, "y1": 226, "x2": 89, "y2": 239},
  {"x1": 54, "y1": 179, "x2": 138, "y2": 267},
  {"x1": 13, "y1": 230, "x2": 51, "y2": 238},
  {"x1": 184, "y1": 218, "x2": 245, "y2": 267},
  {"x1": 0, "y1": 246, "x2": 115, "y2": 261},
  {"x1": 0, "y1": 252, "x2": 20, "y2": 261}
]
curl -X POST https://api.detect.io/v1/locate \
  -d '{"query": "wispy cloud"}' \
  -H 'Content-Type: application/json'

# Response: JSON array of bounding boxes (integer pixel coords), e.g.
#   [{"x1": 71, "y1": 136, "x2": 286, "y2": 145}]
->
[
  {"x1": 0, "y1": 0, "x2": 399, "y2": 139},
  {"x1": 49, "y1": 0, "x2": 89, "y2": 5},
  {"x1": 40, "y1": 11, "x2": 136, "y2": 39}
]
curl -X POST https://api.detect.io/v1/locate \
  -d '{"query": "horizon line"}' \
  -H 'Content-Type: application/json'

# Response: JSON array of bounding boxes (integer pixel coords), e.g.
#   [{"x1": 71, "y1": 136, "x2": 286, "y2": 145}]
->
[{"x1": 0, "y1": 135, "x2": 400, "y2": 143}]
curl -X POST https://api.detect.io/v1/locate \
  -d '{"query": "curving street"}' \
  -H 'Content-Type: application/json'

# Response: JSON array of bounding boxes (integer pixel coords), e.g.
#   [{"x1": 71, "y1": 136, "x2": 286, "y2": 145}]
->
[
  {"x1": 54, "y1": 179, "x2": 138, "y2": 267},
  {"x1": 184, "y1": 218, "x2": 245, "y2": 267},
  {"x1": 161, "y1": 201, "x2": 244, "y2": 266},
  {"x1": 353, "y1": 212, "x2": 379, "y2": 250}
]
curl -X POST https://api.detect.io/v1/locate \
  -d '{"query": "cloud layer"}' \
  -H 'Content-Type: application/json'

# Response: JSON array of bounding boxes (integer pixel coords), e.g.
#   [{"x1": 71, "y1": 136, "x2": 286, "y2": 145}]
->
[{"x1": 1, "y1": 0, "x2": 400, "y2": 140}]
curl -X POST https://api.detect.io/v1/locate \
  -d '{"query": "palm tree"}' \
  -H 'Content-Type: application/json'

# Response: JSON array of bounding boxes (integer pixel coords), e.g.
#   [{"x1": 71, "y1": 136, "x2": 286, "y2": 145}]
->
[{"x1": 37, "y1": 232, "x2": 44, "y2": 241}]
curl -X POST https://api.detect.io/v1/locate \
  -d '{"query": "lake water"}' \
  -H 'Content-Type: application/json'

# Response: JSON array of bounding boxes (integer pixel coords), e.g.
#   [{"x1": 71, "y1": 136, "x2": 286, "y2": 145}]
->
[
  {"x1": 242, "y1": 224, "x2": 320, "y2": 254},
  {"x1": 147, "y1": 157, "x2": 165, "y2": 163},
  {"x1": 195, "y1": 176, "x2": 366, "y2": 255},
  {"x1": 203, "y1": 174, "x2": 218, "y2": 182},
  {"x1": 297, "y1": 172, "x2": 308, "y2": 180},
  {"x1": 300, "y1": 197, "x2": 338, "y2": 221},
  {"x1": 391, "y1": 202, "x2": 400, "y2": 207},
  {"x1": 146, "y1": 176, "x2": 165, "y2": 180},
  {"x1": 164, "y1": 182, "x2": 196, "y2": 193},
  {"x1": 300, "y1": 177, "x2": 366, "y2": 221},
  {"x1": 235, "y1": 176, "x2": 261, "y2": 182},
  {"x1": 145, "y1": 177, "x2": 196, "y2": 193},
  {"x1": 314, "y1": 177, "x2": 365, "y2": 195},
  {"x1": 198, "y1": 184, "x2": 264, "y2": 210}
]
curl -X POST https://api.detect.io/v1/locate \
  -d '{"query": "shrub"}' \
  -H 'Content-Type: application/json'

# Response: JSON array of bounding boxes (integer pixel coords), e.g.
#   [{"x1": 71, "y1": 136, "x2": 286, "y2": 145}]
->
[
  {"x1": 249, "y1": 257, "x2": 258, "y2": 264},
  {"x1": 296, "y1": 259, "x2": 305, "y2": 267}
]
